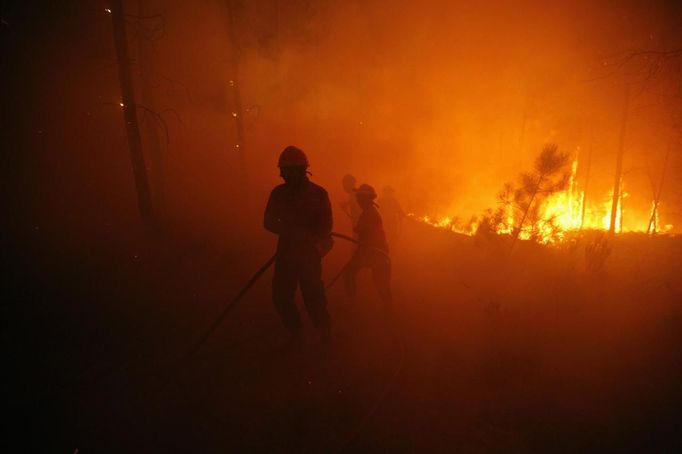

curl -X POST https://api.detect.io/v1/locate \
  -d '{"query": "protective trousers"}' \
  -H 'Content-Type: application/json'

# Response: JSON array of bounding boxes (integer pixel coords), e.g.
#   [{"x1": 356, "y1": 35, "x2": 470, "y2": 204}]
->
[
  {"x1": 343, "y1": 251, "x2": 392, "y2": 305},
  {"x1": 272, "y1": 245, "x2": 330, "y2": 336}
]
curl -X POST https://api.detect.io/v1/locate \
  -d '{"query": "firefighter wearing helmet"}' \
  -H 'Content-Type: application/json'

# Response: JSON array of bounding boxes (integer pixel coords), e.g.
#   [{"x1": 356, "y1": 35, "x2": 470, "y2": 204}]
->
[
  {"x1": 264, "y1": 146, "x2": 333, "y2": 343},
  {"x1": 343, "y1": 183, "x2": 393, "y2": 306}
]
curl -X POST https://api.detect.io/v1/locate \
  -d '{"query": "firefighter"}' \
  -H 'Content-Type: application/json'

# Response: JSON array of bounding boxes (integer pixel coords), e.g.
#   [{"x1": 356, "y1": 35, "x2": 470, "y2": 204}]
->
[
  {"x1": 340, "y1": 174, "x2": 361, "y2": 230},
  {"x1": 343, "y1": 184, "x2": 392, "y2": 306},
  {"x1": 264, "y1": 146, "x2": 333, "y2": 342}
]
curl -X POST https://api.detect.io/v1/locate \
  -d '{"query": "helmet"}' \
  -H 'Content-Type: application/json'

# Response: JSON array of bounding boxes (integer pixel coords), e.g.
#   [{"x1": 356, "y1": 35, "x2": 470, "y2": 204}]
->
[
  {"x1": 342, "y1": 174, "x2": 356, "y2": 185},
  {"x1": 278, "y1": 146, "x2": 309, "y2": 168},
  {"x1": 355, "y1": 184, "x2": 377, "y2": 199},
  {"x1": 342, "y1": 174, "x2": 357, "y2": 193}
]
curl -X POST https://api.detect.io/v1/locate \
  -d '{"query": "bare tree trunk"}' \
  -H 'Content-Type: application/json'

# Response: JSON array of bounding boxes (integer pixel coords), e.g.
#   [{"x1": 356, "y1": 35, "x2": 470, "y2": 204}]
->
[
  {"x1": 645, "y1": 164, "x2": 658, "y2": 232},
  {"x1": 136, "y1": 0, "x2": 166, "y2": 223},
  {"x1": 609, "y1": 86, "x2": 629, "y2": 234},
  {"x1": 619, "y1": 179, "x2": 624, "y2": 233},
  {"x1": 580, "y1": 128, "x2": 593, "y2": 230},
  {"x1": 647, "y1": 144, "x2": 672, "y2": 234},
  {"x1": 110, "y1": 0, "x2": 156, "y2": 229}
]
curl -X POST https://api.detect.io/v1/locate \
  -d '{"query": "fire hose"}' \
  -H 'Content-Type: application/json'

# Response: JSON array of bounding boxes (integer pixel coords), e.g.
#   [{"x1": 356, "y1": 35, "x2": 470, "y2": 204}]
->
[
  {"x1": 166, "y1": 229, "x2": 405, "y2": 446},
  {"x1": 177, "y1": 232, "x2": 386, "y2": 364},
  {"x1": 177, "y1": 253, "x2": 278, "y2": 365},
  {"x1": 327, "y1": 232, "x2": 391, "y2": 289},
  {"x1": 330, "y1": 232, "x2": 390, "y2": 258},
  {"x1": 30, "y1": 232, "x2": 399, "y2": 410}
]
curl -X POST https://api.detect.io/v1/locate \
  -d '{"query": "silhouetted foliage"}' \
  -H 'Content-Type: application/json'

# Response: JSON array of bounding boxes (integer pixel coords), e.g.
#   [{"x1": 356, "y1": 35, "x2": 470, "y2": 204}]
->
[
  {"x1": 585, "y1": 233, "x2": 611, "y2": 272},
  {"x1": 478, "y1": 144, "x2": 571, "y2": 246}
]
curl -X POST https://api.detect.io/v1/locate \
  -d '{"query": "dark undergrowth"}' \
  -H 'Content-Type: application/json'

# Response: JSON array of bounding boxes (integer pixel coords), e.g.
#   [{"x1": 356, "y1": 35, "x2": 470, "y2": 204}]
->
[{"x1": 4, "y1": 221, "x2": 682, "y2": 452}]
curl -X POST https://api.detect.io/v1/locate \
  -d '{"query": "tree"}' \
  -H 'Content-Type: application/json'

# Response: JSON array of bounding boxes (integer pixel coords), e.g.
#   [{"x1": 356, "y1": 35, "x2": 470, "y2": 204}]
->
[
  {"x1": 135, "y1": 0, "x2": 167, "y2": 223},
  {"x1": 499, "y1": 144, "x2": 571, "y2": 251},
  {"x1": 609, "y1": 86, "x2": 629, "y2": 234},
  {"x1": 110, "y1": 0, "x2": 156, "y2": 229}
]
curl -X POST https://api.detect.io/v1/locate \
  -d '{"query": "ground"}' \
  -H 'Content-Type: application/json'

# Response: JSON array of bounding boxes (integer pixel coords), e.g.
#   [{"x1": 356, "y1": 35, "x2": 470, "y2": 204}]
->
[{"x1": 5, "y1": 221, "x2": 682, "y2": 452}]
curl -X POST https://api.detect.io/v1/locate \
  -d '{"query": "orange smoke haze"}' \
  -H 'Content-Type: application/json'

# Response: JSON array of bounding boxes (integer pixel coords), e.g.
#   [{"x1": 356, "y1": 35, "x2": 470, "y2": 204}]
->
[
  {"x1": 4, "y1": 2, "x2": 682, "y2": 451},
  {"x1": 152, "y1": 0, "x2": 682, "y2": 237},
  {"x1": 4, "y1": 0, "x2": 681, "y2": 242}
]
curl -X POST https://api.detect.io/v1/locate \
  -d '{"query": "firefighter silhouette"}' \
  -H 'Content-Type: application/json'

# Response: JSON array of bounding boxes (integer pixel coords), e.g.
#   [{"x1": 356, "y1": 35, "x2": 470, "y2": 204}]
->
[
  {"x1": 339, "y1": 174, "x2": 361, "y2": 231},
  {"x1": 264, "y1": 146, "x2": 333, "y2": 341},
  {"x1": 343, "y1": 184, "x2": 392, "y2": 306}
]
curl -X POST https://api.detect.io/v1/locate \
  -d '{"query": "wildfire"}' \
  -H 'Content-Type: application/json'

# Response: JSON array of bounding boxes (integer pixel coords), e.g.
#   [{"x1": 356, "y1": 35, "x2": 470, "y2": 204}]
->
[{"x1": 409, "y1": 157, "x2": 673, "y2": 244}]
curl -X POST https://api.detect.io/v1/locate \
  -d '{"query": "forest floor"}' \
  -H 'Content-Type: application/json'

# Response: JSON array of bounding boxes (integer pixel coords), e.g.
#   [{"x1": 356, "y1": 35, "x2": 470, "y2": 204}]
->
[{"x1": 5, "y1": 220, "x2": 682, "y2": 452}]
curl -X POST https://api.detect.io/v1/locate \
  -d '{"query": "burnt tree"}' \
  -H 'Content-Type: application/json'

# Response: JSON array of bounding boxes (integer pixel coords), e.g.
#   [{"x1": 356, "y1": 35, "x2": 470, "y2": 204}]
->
[
  {"x1": 647, "y1": 144, "x2": 672, "y2": 234},
  {"x1": 135, "y1": 0, "x2": 167, "y2": 222},
  {"x1": 110, "y1": 0, "x2": 156, "y2": 229},
  {"x1": 609, "y1": 86, "x2": 629, "y2": 234}
]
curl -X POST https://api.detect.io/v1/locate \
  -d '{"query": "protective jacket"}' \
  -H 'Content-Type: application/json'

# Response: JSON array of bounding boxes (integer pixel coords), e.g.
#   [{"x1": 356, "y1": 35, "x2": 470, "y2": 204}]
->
[
  {"x1": 355, "y1": 205, "x2": 389, "y2": 255},
  {"x1": 264, "y1": 178, "x2": 333, "y2": 256},
  {"x1": 344, "y1": 204, "x2": 392, "y2": 305}
]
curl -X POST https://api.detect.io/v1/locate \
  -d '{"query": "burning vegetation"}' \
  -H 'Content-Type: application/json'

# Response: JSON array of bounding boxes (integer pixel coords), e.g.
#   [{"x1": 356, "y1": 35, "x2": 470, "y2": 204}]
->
[{"x1": 410, "y1": 142, "x2": 674, "y2": 245}]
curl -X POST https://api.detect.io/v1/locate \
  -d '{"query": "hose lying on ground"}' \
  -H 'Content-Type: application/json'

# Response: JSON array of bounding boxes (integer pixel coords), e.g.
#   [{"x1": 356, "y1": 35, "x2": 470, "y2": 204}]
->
[
  {"x1": 179, "y1": 232, "x2": 375, "y2": 359},
  {"x1": 176, "y1": 253, "x2": 277, "y2": 366},
  {"x1": 170, "y1": 232, "x2": 387, "y2": 383},
  {"x1": 175, "y1": 232, "x2": 405, "y2": 450}
]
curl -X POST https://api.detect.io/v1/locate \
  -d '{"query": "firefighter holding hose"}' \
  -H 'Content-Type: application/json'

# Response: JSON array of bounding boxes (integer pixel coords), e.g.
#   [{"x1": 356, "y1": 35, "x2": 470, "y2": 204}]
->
[
  {"x1": 264, "y1": 146, "x2": 333, "y2": 344},
  {"x1": 343, "y1": 184, "x2": 393, "y2": 306}
]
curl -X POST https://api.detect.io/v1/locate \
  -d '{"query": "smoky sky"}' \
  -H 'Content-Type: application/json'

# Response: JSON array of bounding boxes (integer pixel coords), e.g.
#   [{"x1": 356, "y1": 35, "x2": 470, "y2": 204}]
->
[{"x1": 2, "y1": 0, "x2": 681, "y2": 237}]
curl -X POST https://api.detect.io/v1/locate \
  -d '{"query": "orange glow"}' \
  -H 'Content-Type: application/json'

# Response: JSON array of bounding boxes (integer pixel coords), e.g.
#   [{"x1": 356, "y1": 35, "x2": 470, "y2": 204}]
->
[{"x1": 410, "y1": 155, "x2": 673, "y2": 244}]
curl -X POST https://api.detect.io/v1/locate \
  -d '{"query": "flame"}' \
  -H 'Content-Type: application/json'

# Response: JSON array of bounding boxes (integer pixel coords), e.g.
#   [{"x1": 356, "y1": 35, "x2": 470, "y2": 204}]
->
[{"x1": 410, "y1": 157, "x2": 673, "y2": 244}]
